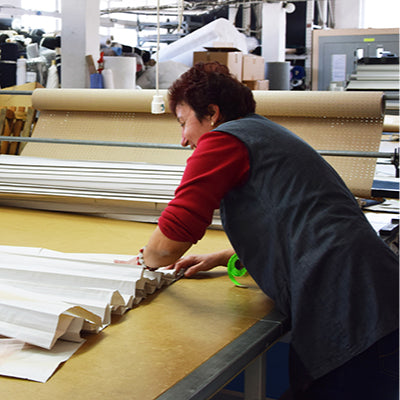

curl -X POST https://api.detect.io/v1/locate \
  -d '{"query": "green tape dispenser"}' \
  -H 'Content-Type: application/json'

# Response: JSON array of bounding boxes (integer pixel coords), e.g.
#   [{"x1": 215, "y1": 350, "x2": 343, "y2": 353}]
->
[{"x1": 227, "y1": 254, "x2": 248, "y2": 288}]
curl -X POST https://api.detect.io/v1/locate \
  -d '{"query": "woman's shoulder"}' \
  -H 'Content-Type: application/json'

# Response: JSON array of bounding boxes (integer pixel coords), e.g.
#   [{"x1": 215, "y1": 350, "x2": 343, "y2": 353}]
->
[
  {"x1": 218, "y1": 113, "x2": 271, "y2": 129},
  {"x1": 198, "y1": 130, "x2": 246, "y2": 148}
]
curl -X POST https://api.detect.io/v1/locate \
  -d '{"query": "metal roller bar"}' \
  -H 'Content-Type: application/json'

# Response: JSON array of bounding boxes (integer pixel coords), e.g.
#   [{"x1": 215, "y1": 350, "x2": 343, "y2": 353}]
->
[
  {"x1": 0, "y1": 90, "x2": 34, "y2": 95},
  {"x1": 384, "y1": 92, "x2": 400, "y2": 101},
  {"x1": 318, "y1": 150, "x2": 393, "y2": 158},
  {"x1": 0, "y1": 136, "x2": 189, "y2": 151},
  {"x1": 320, "y1": 149, "x2": 399, "y2": 178},
  {"x1": 0, "y1": 136, "x2": 396, "y2": 159}
]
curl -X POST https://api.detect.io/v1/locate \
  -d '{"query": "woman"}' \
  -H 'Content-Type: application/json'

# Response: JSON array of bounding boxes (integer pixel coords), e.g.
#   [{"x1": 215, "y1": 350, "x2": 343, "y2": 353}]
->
[{"x1": 122, "y1": 62, "x2": 398, "y2": 399}]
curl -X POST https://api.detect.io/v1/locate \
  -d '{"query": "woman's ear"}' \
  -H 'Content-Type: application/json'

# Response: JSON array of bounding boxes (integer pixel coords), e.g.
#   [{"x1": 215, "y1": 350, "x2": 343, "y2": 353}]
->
[{"x1": 208, "y1": 104, "x2": 221, "y2": 124}]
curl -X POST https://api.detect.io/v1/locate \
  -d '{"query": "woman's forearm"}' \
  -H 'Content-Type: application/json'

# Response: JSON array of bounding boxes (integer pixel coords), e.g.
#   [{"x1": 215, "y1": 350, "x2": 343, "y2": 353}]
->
[{"x1": 143, "y1": 226, "x2": 192, "y2": 268}]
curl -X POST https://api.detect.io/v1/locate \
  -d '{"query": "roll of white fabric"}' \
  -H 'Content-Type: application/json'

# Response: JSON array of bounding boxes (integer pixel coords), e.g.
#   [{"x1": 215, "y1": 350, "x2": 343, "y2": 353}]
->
[
  {"x1": 103, "y1": 56, "x2": 136, "y2": 89},
  {"x1": 46, "y1": 60, "x2": 59, "y2": 88}
]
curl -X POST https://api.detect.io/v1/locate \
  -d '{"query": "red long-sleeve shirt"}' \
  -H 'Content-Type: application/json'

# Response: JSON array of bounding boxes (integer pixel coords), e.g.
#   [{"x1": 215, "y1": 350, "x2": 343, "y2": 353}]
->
[{"x1": 158, "y1": 131, "x2": 250, "y2": 243}]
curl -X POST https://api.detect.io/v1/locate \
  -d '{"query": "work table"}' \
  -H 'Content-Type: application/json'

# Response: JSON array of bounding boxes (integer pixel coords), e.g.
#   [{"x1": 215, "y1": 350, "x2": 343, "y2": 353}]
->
[{"x1": 0, "y1": 206, "x2": 285, "y2": 399}]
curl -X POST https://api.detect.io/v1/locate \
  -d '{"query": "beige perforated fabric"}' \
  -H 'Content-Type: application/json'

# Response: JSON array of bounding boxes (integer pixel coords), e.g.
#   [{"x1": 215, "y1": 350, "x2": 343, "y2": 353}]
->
[
  {"x1": 24, "y1": 110, "x2": 188, "y2": 165},
  {"x1": 22, "y1": 89, "x2": 384, "y2": 198}
]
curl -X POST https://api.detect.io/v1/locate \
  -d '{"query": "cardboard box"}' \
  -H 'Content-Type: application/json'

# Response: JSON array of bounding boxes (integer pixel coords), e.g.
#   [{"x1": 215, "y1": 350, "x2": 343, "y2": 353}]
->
[
  {"x1": 193, "y1": 47, "x2": 243, "y2": 81},
  {"x1": 242, "y1": 54, "x2": 265, "y2": 81},
  {"x1": 243, "y1": 79, "x2": 269, "y2": 90}
]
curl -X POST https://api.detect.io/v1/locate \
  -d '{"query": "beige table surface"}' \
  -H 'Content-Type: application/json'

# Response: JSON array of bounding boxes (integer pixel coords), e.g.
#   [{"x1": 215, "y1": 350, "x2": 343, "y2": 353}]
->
[{"x1": 0, "y1": 206, "x2": 275, "y2": 400}]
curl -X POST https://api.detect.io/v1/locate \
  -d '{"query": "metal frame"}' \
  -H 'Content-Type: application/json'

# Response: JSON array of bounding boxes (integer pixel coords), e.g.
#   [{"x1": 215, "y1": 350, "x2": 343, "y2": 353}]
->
[{"x1": 156, "y1": 308, "x2": 287, "y2": 400}]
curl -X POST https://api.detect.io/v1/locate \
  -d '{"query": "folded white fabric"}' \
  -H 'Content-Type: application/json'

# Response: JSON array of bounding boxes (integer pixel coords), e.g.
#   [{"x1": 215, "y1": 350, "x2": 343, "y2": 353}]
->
[{"x1": 0, "y1": 245, "x2": 182, "y2": 382}]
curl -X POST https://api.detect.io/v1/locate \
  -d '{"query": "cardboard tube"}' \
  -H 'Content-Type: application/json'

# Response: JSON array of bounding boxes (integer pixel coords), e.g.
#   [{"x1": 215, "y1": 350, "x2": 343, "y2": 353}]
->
[
  {"x1": 32, "y1": 89, "x2": 384, "y2": 119},
  {"x1": 32, "y1": 89, "x2": 170, "y2": 113},
  {"x1": 254, "y1": 91, "x2": 384, "y2": 118}
]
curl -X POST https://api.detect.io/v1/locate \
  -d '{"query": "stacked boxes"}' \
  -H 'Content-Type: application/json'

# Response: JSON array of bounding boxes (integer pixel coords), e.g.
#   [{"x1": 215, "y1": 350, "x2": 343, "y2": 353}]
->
[
  {"x1": 193, "y1": 46, "x2": 243, "y2": 81},
  {"x1": 242, "y1": 54, "x2": 265, "y2": 80},
  {"x1": 242, "y1": 54, "x2": 269, "y2": 90},
  {"x1": 193, "y1": 44, "x2": 269, "y2": 90}
]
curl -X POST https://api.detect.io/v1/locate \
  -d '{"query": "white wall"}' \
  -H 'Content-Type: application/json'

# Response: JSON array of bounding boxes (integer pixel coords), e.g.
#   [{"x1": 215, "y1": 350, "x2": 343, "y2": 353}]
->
[
  {"x1": 334, "y1": 0, "x2": 400, "y2": 29},
  {"x1": 334, "y1": 0, "x2": 363, "y2": 29}
]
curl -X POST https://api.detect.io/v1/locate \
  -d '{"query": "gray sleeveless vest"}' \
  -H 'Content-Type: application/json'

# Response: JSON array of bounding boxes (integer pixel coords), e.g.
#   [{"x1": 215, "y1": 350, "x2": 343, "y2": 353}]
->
[{"x1": 216, "y1": 114, "x2": 398, "y2": 381}]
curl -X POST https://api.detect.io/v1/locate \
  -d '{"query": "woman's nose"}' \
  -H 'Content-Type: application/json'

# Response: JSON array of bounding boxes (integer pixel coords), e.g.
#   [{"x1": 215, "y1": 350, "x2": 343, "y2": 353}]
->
[{"x1": 181, "y1": 134, "x2": 189, "y2": 147}]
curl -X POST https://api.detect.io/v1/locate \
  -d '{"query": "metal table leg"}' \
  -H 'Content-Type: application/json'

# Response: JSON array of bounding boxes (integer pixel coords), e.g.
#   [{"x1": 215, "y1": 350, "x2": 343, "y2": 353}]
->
[{"x1": 244, "y1": 352, "x2": 266, "y2": 400}]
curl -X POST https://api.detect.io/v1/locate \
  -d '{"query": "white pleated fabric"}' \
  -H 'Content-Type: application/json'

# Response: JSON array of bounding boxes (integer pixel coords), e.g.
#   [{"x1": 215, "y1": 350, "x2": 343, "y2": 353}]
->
[{"x1": 0, "y1": 245, "x2": 181, "y2": 350}]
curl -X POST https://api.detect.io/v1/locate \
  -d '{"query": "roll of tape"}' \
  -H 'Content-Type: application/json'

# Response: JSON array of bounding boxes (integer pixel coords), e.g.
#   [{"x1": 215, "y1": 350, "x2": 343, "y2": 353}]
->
[{"x1": 227, "y1": 254, "x2": 247, "y2": 288}]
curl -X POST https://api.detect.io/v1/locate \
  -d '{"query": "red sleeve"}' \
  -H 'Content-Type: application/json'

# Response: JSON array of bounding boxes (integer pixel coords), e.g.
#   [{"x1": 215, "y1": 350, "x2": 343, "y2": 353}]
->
[{"x1": 158, "y1": 131, "x2": 249, "y2": 243}]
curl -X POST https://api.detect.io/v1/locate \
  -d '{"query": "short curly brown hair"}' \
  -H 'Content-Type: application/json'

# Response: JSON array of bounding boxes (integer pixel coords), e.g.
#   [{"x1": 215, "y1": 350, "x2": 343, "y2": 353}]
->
[{"x1": 168, "y1": 62, "x2": 256, "y2": 123}]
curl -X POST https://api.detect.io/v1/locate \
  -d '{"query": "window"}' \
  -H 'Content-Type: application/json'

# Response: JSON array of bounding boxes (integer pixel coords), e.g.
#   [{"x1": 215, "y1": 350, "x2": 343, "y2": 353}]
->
[{"x1": 18, "y1": 0, "x2": 61, "y2": 32}]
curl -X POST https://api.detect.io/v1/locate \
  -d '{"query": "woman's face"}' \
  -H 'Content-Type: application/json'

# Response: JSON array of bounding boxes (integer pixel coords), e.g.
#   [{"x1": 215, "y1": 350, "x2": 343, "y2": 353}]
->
[{"x1": 175, "y1": 102, "x2": 214, "y2": 149}]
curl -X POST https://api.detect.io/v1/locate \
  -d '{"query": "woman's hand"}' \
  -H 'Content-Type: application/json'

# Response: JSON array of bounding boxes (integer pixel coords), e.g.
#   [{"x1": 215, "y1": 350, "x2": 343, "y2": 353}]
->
[
  {"x1": 114, "y1": 256, "x2": 138, "y2": 265},
  {"x1": 167, "y1": 249, "x2": 235, "y2": 277}
]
